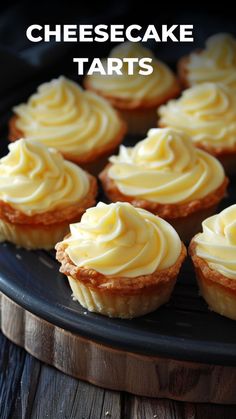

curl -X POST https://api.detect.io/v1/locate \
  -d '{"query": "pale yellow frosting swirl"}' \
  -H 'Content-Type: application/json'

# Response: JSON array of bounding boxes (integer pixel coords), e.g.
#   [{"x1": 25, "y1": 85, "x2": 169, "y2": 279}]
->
[
  {"x1": 0, "y1": 139, "x2": 89, "y2": 215},
  {"x1": 158, "y1": 83, "x2": 236, "y2": 148},
  {"x1": 86, "y1": 42, "x2": 178, "y2": 101},
  {"x1": 187, "y1": 33, "x2": 236, "y2": 89},
  {"x1": 63, "y1": 201, "x2": 182, "y2": 278},
  {"x1": 13, "y1": 76, "x2": 122, "y2": 158},
  {"x1": 194, "y1": 204, "x2": 236, "y2": 279},
  {"x1": 108, "y1": 128, "x2": 224, "y2": 204}
]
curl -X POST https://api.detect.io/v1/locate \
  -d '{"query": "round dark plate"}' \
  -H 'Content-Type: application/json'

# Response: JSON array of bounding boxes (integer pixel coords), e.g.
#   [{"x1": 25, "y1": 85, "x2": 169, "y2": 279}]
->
[{"x1": 0, "y1": 130, "x2": 236, "y2": 367}]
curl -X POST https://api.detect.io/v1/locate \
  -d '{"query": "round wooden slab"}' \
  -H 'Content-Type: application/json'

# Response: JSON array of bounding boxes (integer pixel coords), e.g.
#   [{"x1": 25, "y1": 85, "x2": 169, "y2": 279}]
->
[{"x1": 1, "y1": 292, "x2": 236, "y2": 404}]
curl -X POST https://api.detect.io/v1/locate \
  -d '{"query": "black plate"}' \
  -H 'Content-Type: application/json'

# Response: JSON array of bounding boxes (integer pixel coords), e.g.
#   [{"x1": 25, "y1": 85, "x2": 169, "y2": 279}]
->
[{"x1": 0, "y1": 117, "x2": 236, "y2": 368}]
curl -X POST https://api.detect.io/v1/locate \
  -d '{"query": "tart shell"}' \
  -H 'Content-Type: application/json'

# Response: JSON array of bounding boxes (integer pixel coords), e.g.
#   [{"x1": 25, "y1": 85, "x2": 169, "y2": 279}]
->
[
  {"x1": 55, "y1": 240, "x2": 186, "y2": 318},
  {"x1": 0, "y1": 175, "x2": 97, "y2": 249},
  {"x1": 189, "y1": 240, "x2": 236, "y2": 320}
]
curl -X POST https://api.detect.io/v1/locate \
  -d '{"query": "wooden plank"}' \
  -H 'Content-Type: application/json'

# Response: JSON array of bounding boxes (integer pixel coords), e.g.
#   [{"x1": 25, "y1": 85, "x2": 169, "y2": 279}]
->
[
  {"x1": 30, "y1": 364, "x2": 123, "y2": 419},
  {"x1": 69, "y1": 381, "x2": 105, "y2": 419},
  {"x1": 30, "y1": 364, "x2": 79, "y2": 419},
  {"x1": 11, "y1": 354, "x2": 41, "y2": 419},
  {"x1": 129, "y1": 396, "x2": 184, "y2": 419},
  {"x1": 0, "y1": 333, "x2": 26, "y2": 419},
  {"x1": 129, "y1": 397, "x2": 236, "y2": 419},
  {"x1": 183, "y1": 403, "x2": 236, "y2": 419},
  {"x1": 100, "y1": 389, "x2": 122, "y2": 419}
]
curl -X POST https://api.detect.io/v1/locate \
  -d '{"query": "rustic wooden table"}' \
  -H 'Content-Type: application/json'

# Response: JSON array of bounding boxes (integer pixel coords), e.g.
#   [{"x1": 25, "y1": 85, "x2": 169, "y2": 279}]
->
[{"x1": 1, "y1": 332, "x2": 236, "y2": 419}]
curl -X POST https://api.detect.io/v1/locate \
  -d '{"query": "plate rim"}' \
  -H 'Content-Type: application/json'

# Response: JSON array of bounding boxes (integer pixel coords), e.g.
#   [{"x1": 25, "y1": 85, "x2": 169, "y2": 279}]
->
[{"x1": 1, "y1": 268, "x2": 236, "y2": 367}]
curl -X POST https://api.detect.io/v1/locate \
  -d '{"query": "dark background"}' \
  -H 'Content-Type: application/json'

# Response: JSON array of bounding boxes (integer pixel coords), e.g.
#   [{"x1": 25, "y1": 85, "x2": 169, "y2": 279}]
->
[{"x1": 0, "y1": 2, "x2": 235, "y2": 128}]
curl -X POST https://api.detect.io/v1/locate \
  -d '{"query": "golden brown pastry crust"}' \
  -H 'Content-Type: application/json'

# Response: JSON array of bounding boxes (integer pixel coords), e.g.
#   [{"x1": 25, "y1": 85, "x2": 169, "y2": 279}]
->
[
  {"x1": 0, "y1": 174, "x2": 97, "y2": 226},
  {"x1": 189, "y1": 240, "x2": 236, "y2": 295},
  {"x1": 99, "y1": 164, "x2": 229, "y2": 219},
  {"x1": 8, "y1": 115, "x2": 127, "y2": 165},
  {"x1": 55, "y1": 240, "x2": 186, "y2": 295},
  {"x1": 84, "y1": 77, "x2": 181, "y2": 110}
]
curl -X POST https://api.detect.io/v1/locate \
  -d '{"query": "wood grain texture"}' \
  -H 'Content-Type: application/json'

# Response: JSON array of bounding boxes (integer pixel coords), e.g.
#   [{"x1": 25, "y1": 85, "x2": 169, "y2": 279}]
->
[
  {"x1": 130, "y1": 397, "x2": 185, "y2": 419},
  {"x1": 1, "y1": 292, "x2": 236, "y2": 405},
  {"x1": 0, "y1": 333, "x2": 26, "y2": 419},
  {"x1": 11, "y1": 355, "x2": 41, "y2": 419},
  {"x1": 1, "y1": 332, "x2": 236, "y2": 419}
]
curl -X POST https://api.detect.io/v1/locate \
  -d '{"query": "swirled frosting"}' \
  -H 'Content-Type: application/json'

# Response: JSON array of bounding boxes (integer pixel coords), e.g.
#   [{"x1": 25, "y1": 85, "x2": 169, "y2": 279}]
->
[
  {"x1": 63, "y1": 201, "x2": 182, "y2": 277},
  {"x1": 108, "y1": 128, "x2": 224, "y2": 204},
  {"x1": 85, "y1": 42, "x2": 178, "y2": 102},
  {"x1": 0, "y1": 139, "x2": 90, "y2": 215},
  {"x1": 158, "y1": 83, "x2": 236, "y2": 148},
  {"x1": 187, "y1": 33, "x2": 236, "y2": 89},
  {"x1": 13, "y1": 76, "x2": 122, "y2": 158},
  {"x1": 194, "y1": 204, "x2": 236, "y2": 279}
]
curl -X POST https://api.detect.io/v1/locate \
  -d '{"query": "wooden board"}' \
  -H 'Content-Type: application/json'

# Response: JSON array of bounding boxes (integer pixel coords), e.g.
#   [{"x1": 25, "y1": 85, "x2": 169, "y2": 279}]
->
[
  {"x1": 2, "y1": 333, "x2": 236, "y2": 419},
  {"x1": 1, "y1": 292, "x2": 236, "y2": 404}
]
